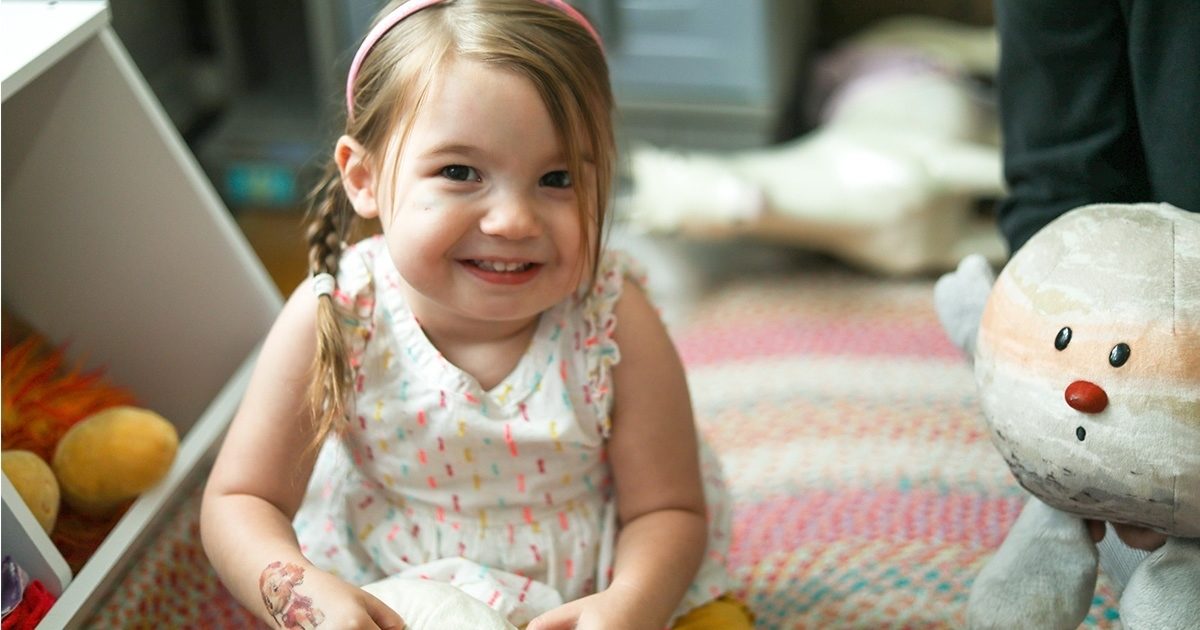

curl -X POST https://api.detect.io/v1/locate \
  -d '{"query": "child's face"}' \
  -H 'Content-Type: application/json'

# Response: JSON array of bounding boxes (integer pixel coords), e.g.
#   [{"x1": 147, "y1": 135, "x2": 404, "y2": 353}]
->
[{"x1": 374, "y1": 58, "x2": 591, "y2": 333}]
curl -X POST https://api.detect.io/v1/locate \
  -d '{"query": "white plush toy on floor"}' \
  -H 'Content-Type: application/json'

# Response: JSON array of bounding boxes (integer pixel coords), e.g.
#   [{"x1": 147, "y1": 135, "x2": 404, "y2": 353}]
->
[
  {"x1": 622, "y1": 17, "x2": 1006, "y2": 275},
  {"x1": 935, "y1": 203, "x2": 1200, "y2": 629}
]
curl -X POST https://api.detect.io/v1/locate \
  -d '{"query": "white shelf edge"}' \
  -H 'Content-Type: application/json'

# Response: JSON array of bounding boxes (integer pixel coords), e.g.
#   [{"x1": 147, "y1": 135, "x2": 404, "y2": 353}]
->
[
  {"x1": 35, "y1": 346, "x2": 261, "y2": 630},
  {"x1": 1, "y1": 472, "x2": 73, "y2": 596},
  {"x1": 95, "y1": 28, "x2": 286, "y2": 313},
  {"x1": 0, "y1": 1, "x2": 109, "y2": 102}
]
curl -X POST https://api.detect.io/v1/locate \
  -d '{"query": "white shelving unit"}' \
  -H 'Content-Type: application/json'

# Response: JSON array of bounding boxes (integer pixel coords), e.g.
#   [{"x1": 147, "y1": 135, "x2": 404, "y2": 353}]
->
[{"x1": 1, "y1": 1, "x2": 281, "y2": 626}]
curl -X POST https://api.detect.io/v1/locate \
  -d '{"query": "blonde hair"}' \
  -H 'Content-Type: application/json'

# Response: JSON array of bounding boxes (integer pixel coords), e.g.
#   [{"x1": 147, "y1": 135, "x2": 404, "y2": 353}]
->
[{"x1": 305, "y1": 0, "x2": 615, "y2": 448}]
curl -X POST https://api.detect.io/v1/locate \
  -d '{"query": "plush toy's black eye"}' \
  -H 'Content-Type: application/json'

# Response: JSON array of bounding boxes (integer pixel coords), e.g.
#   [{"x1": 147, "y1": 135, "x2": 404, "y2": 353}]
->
[
  {"x1": 1109, "y1": 343, "x2": 1131, "y2": 367},
  {"x1": 1055, "y1": 327, "x2": 1072, "y2": 351}
]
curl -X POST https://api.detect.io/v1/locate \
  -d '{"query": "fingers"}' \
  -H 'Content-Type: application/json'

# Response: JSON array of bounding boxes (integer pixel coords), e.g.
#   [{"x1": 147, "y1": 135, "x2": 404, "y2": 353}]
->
[
  {"x1": 362, "y1": 591, "x2": 407, "y2": 630},
  {"x1": 1112, "y1": 523, "x2": 1168, "y2": 551},
  {"x1": 525, "y1": 599, "x2": 583, "y2": 630},
  {"x1": 1088, "y1": 520, "x2": 1169, "y2": 551}
]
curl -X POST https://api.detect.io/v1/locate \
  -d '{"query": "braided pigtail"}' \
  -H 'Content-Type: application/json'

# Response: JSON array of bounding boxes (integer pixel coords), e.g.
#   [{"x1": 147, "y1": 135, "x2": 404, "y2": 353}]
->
[{"x1": 304, "y1": 164, "x2": 358, "y2": 451}]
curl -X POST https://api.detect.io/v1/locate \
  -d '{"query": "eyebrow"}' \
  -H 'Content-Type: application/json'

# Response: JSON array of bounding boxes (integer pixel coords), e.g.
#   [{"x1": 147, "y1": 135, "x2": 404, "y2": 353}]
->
[
  {"x1": 420, "y1": 143, "x2": 485, "y2": 159},
  {"x1": 420, "y1": 142, "x2": 594, "y2": 167}
]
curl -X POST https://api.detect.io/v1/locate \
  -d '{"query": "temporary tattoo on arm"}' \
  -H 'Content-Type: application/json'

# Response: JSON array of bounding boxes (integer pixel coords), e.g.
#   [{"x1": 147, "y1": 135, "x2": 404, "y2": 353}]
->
[{"x1": 260, "y1": 561, "x2": 327, "y2": 628}]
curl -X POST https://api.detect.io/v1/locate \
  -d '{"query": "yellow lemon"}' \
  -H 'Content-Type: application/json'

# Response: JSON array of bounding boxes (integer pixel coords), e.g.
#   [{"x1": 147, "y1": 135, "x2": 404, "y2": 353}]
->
[
  {"x1": 2, "y1": 449, "x2": 60, "y2": 533},
  {"x1": 52, "y1": 406, "x2": 179, "y2": 517}
]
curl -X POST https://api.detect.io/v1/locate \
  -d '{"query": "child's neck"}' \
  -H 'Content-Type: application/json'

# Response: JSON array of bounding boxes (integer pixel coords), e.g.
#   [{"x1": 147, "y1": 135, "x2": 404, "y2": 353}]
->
[{"x1": 417, "y1": 309, "x2": 543, "y2": 392}]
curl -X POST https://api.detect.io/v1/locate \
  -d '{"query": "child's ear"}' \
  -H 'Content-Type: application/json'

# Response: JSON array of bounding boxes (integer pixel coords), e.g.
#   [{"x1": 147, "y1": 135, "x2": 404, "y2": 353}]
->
[{"x1": 335, "y1": 135, "x2": 380, "y2": 219}]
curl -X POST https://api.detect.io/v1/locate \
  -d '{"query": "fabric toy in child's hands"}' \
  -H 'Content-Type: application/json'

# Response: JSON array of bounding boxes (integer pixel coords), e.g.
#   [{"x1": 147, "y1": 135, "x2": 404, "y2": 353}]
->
[
  {"x1": 934, "y1": 203, "x2": 1200, "y2": 629},
  {"x1": 360, "y1": 557, "x2": 561, "y2": 629},
  {"x1": 361, "y1": 577, "x2": 517, "y2": 630}
]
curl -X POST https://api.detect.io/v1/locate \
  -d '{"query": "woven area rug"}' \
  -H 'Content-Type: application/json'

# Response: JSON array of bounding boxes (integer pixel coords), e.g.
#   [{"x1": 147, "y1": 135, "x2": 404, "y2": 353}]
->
[{"x1": 89, "y1": 259, "x2": 1123, "y2": 628}]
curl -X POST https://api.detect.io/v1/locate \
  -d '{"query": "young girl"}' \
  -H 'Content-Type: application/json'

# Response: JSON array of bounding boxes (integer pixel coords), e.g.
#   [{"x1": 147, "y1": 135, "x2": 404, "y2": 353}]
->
[{"x1": 200, "y1": 1, "x2": 752, "y2": 628}]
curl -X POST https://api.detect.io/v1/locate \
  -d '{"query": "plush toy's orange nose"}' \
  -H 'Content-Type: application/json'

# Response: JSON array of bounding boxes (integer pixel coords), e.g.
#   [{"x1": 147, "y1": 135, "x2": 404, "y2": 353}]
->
[{"x1": 1065, "y1": 380, "x2": 1108, "y2": 413}]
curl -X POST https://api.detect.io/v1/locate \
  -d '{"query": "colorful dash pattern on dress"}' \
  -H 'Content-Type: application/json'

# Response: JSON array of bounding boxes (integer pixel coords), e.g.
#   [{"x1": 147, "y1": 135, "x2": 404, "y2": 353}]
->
[{"x1": 89, "y1": 260, "x2": 1121, "y2": 629}]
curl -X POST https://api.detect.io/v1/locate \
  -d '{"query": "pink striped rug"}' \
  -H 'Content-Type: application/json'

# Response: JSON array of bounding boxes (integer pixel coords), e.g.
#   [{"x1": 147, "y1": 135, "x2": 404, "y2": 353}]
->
[{"x1": 90, "y1": 262, "x2": 1122, "y2": 628}]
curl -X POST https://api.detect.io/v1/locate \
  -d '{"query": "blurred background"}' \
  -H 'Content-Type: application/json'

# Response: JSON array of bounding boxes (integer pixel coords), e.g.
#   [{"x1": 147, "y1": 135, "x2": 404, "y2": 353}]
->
[{"x1": 107, "y1": 0, "x2": 997, "y2": 294}]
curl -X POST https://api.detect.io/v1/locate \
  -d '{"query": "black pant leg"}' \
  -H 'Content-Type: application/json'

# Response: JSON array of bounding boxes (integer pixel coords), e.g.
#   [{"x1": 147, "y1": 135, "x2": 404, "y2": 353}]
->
[
  {"x1": 994, "y1": 0, "x2": 1150, "y2": 252},
  {"x1": 1125, "y1": 0, "x2": 1200, "y2": 213}
]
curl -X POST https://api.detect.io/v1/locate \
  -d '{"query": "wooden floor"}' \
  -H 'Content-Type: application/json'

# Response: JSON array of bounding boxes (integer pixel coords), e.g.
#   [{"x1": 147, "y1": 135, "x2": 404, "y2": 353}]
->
[
  {"x1": 236, "y1": 208, "x2": 383, "y2": 295},
  {"x1": 235, "y1": 209, "x2": 311, "y2": 295}
]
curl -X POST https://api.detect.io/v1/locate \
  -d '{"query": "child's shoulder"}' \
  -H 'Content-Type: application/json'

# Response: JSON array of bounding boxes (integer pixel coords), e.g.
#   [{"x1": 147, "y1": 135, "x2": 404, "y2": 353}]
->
[
  {"x1": 576, "y1": 248, "x2": 650, "y2": 332},
  {"x1": 584, "y1": 248, "x2": 647, "y2": 303},
  {"x1": 336, "y1": 235, "x2": 388, "y2": 281},
  {"x1": 341, "y1": 234, "x2": 387, "y2": 266},
  {"x1": 329, "y1": 235, "x2": 388, "y2": 317}
]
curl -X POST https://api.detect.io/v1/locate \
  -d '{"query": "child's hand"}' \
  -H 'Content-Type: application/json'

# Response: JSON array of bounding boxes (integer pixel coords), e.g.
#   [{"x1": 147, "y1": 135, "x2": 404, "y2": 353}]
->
[
  {"x1": 525, "y1": 589, "x2": 653, "y2": 630},
  {"x1": 259, "y1": 561, "x2": 406, "y2": 629}
]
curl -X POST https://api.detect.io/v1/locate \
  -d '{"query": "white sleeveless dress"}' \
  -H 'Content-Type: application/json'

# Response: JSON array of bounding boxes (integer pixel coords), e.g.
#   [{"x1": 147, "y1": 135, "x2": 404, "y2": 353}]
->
[{"x1": 293, "y1": 236, "x2": 731, "y2": 625}]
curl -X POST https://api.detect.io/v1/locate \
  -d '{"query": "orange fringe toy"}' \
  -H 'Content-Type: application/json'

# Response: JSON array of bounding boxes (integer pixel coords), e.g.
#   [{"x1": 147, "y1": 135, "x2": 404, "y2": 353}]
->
[
  {"x1": 2, "y1": 336, "x2": 137, "y2": 462},
  {"x1": 2, "y1": 333, "x2": 139, "y2": 571}
]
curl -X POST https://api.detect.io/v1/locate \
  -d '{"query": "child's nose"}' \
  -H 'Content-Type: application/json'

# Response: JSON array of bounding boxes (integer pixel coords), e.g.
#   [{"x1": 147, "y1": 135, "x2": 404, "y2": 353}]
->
[{"x1": 480, "y1": 194, "x2": 542, "y2": 239}]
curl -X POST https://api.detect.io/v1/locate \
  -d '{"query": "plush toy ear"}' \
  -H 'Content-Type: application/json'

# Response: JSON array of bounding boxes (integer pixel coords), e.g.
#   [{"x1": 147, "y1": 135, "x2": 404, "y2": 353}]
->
[{"x1": 934, "y1": 253, "x2": 996, "y2": 361}]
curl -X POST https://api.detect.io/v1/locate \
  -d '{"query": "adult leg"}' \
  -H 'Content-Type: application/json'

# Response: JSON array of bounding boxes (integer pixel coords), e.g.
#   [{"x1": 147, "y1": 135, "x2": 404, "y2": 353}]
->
[
  {"x1": 994, "y1": 0, "x2": 1149, "y2": 253},
  {"x1": 1125, "y1": 0, "x2": 1200, "y2": 213}
]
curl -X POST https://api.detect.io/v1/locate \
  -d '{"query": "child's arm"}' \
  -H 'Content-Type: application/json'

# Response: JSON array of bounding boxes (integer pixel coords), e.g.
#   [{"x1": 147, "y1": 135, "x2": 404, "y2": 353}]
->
[
  {"x1": 605, "y1": 282, "x2": 709, "y2": 623},
  {"x1": 200, "y1": 282, "x2": 405, "y2": 629},
  {"x1": 530, "y1": 282, "x2": 707, "y2": 629}
]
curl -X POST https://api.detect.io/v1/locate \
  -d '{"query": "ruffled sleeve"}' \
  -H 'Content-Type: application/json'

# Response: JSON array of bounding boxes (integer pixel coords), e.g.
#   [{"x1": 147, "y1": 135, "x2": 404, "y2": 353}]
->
[
  {"x1": 330, "y1": 236, "x2": 383, "y2": 372},
  {"x1": 579, "y1": 249, "x2": 649, "y2": 438}
]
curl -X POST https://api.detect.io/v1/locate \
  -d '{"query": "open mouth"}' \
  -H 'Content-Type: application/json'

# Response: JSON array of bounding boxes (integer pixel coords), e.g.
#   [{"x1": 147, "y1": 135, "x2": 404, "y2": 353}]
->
[
  {"x1": 461, "y1": 259, "x2": 542, "y2": 285},
  {"x1": 470, "y1": 259, "x2": 535, "y2": 273}
]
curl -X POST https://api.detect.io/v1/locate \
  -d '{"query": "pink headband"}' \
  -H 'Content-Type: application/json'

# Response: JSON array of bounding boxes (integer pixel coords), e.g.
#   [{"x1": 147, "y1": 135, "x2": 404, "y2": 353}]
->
[{"x1": 346, "y1": 0, "x2": 603, "y2": 116}]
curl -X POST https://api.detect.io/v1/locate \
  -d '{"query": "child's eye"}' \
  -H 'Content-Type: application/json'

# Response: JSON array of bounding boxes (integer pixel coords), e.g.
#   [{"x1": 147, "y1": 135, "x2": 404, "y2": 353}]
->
[
  {"x1": 441, "y1": 165, "x2": 480, "y2": 182},
  {"x1": 539, "y1": 170, "x2": 572, "y2": 188}
]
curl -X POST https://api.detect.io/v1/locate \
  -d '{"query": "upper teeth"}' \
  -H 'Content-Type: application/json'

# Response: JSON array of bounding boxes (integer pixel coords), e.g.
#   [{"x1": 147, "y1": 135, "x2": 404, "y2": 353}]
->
[{"x1": 476, "y1": 260, "x2": 529, "y2": 272}]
